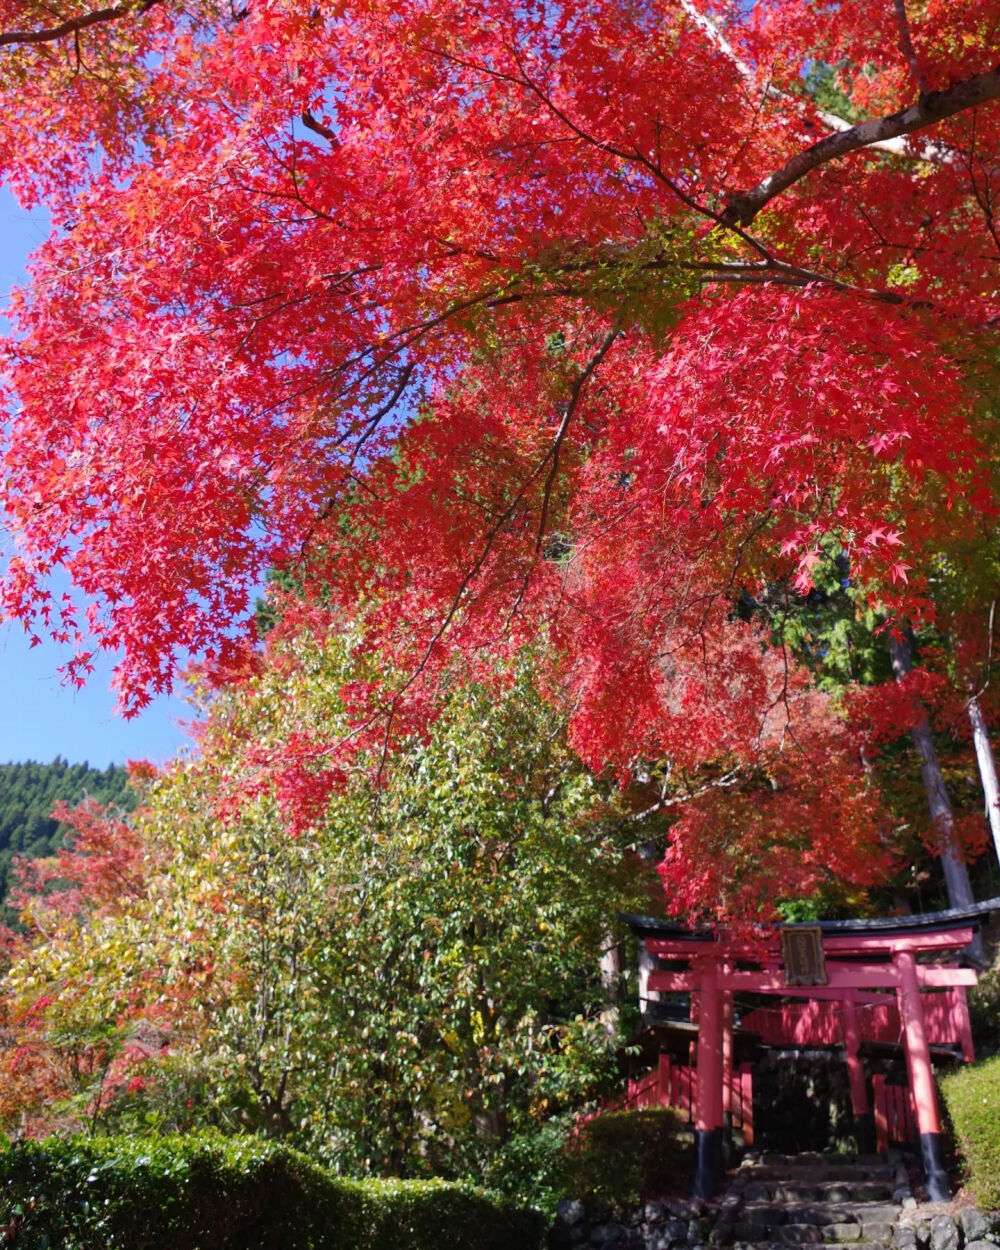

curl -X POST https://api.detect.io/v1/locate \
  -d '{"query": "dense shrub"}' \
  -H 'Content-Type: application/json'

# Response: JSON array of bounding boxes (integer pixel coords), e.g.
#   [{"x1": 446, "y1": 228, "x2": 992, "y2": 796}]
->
[
  {"x1": 565, "y1": 1107, "x2": 690, "y2": 1208},
  {"x1": 0, "y1": 1133, "x2": 545, "y2": 1250},
  {"x1": 940, "y1": 1055, "x2": 1000, "y2": 1210},
  {"x1": 969, "y1": 959, "x2": 1000, "y2": 1054},
  {"x1": 486, "y1": 1116, "x2": 578, "y2": 1218}
]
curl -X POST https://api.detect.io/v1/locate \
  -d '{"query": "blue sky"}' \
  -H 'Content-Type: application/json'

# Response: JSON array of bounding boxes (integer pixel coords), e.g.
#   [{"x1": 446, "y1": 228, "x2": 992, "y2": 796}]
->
[{"x1": 0, "y1": 190, "x2": 192, "y2": 768}]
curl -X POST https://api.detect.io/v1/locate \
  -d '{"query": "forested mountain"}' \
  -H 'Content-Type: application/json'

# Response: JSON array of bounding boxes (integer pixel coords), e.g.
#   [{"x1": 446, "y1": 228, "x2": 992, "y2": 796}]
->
[{"x1": 0, "y1": 759, "x2": 133, "y2": 900}]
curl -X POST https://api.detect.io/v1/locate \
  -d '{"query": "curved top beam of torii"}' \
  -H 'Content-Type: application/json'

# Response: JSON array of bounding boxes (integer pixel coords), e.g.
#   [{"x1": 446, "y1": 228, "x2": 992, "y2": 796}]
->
[{"x1": 623, "y1": 896, "x2": 1000, "y2": 945}]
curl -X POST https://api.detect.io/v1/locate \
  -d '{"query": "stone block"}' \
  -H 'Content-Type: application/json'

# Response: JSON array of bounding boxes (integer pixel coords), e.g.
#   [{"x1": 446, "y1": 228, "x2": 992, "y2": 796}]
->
[
  {"x1": 667, "y1": 1198, "x2": 705, "y2": 1220},
  {"x1": 929, "y1": 1215, "x2": 960, "y2": 1250},
  {"x1": 559, "y1": 1199, "x2": 588, "y2": 1227},
  {"x1": 959, "y1": 1211, "x2": 992, "y2": 1244},
  {"x1": 894, "y1": 1227, "x2": 918, "y2": 1250},
  {"x1": 861, "y1": 1223, "x2": 896, "y2": 1244},
  {"x1": 774, "y1": 1225, "x2": 824, "y2": 1244},
  {"x1": 742, "y1": 1205, "x2": 787, "y2": 1229},
  {"x1": 851, "y1": 1185, "x2": 894, "y2": 1202},
  {"x1": 775, "y1": 1186, "x2": 821, "y2": 1203},
  {"x1": 743, "y1": 1185, "x2": 771, "y2": 1204},
  {"x1": 823, "y1": 1223, "x2": 862, "y2": 1242},
  {"x1": 859, "y1": 1205, "x2": 903, "y2": 1224}
]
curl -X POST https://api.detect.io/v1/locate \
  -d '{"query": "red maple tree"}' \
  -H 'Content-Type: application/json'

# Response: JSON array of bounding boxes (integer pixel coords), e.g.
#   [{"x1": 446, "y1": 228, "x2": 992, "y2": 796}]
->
[{"x1": 1, "y1": 0, "x2": 998, "y2": 917}]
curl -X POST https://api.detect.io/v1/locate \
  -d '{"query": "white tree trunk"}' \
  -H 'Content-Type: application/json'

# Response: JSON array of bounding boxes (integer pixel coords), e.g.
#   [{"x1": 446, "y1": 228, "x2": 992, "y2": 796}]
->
[
  {"x1": 967, "y1": 694, "x2": 1000, "y2": 868},
  {"x1": 888, "y1": 634, "x2": 982, "y2": 961},
  {"x1": 599, "y1": 932, "x2": 622, "y2": 1040}
]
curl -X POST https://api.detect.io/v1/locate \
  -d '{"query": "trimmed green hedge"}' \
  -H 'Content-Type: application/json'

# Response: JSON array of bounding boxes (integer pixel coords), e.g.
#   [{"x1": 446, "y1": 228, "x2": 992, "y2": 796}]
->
[
  {"x1": 0, "y1": 1134, "x2": 545, "y2": 1250},
  {"x1": 940, "y1": 1054, "x2": 1000, "y2": 1210}
]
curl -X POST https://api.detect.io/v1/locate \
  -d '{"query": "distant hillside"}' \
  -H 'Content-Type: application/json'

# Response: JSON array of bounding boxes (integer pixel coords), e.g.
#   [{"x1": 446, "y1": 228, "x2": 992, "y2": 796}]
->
[{"x1": 0, "y1": 758, "x2": 134, "y2": 901}]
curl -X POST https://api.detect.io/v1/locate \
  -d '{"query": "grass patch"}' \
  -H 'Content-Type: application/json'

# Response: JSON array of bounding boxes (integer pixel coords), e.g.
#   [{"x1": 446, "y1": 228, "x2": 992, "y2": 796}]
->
[{"x1": 940, "y1": 1054, "x2": 1000, "y2": 1210}]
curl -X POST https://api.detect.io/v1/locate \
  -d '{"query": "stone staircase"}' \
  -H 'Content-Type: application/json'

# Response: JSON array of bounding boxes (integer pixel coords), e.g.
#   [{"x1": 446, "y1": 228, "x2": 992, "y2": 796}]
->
[{"x1": 714, "y1": 1152, "x2": 913, "y2": 1250}]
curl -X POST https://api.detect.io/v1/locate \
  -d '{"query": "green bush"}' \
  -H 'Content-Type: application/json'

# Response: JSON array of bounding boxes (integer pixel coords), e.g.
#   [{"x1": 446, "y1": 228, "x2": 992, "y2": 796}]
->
[
  {"x1": 0, "y1": 1133, "x2": 545, "y2": 1250},
  {"x1": 565, "y1": 1107, "x2": 690, "y2": 1209},
  {"x1": 486, "y1": 1116, "x2": 577, "y2": 1219},
  {"x1": 347, "y1": 1177, "x2": 544, "y2": 1250},
  {"x1": 969, "y1": 960, "x2": 1000, "y2": 1051},
  {"x1": 940, "y1": 1055, "x2": 1000, "y2": 1210}
]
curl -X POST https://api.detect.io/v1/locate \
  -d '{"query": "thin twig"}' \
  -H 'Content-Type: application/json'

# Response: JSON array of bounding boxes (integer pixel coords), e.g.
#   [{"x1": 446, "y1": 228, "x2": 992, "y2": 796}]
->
[
  {"x1": 892, "y1": 0, "x2": 929, "y2": 96},
  {"x1": 0, "y1": 0, "x2": 160, "y2": 46}
]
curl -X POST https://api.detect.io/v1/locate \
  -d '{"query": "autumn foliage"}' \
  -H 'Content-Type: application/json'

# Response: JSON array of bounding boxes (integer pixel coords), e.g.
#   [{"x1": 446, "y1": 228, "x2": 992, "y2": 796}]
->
[{"x1": 1, "y1": 0, "x2": 1000, "y2": 922}]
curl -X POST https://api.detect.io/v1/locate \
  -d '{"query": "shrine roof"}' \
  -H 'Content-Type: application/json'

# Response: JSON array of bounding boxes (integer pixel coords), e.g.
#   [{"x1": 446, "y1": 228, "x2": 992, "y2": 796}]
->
[{"x1": 621, "y1": 896, "x2": 1000, "y2": 943}]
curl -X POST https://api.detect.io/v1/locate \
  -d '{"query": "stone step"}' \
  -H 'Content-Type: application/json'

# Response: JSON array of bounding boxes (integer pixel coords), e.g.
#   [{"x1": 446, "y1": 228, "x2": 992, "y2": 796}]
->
[
  {"x1": 740, "y1": 1175, "x2": 897, "y2": 1192},
  {"x1": 772, "y1": 1226, "x2": 826, "y2": 1244},
  {"x1": 732, "y1": 1242, "x2": 893, "y2": 1250},
  {"x1": 732, "y1": 1244, "x2": 893, "y2": 1250},
  {"x1": 738, "y1": 1201, "x2": 900, "y2": 1229},
  {"x1": 740, "y1": 1168, "x2": 896, "y2": 1185},
  {"x1": 737, "y1": 1220, "x2": 897, "y2": 1245},
  {"x1": 740, "y1": 1155, "x2": 890, "y2": 1175},
  {"x1": 744, "y1": 1184, "x2": 894, "y2": 1205}
]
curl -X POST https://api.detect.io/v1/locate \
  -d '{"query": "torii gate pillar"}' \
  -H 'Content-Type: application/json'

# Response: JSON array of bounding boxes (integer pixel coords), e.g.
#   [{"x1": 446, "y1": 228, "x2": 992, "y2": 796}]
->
[
  {"x1": 692, "y1": 958, "x2": 724, "y2": 1198},
  {"x1": 839, "y1": 993, "x2": 875, "y2": 1155},
  {"x1": 895, "y1": 950, "x2": 950, "y2": 1201}
]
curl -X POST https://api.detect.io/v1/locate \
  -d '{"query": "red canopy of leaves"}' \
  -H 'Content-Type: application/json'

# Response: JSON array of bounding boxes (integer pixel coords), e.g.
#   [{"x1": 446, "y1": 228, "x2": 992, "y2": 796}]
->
[{"x1": 1, "y1": 0, "x2": 999, "y2": 918}]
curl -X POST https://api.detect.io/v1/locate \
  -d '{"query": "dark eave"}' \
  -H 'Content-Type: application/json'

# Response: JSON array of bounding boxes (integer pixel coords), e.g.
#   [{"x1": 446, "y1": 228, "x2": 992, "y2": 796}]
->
[{"x1": 621, "y1": 896, "x2": 1000, "y2": 942}]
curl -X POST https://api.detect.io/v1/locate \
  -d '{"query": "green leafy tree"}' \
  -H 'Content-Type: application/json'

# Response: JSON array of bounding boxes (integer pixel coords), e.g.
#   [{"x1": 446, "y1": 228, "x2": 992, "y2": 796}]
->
[{"x1": 1, "y1": 629, "x2": 646, "y2": 1186}]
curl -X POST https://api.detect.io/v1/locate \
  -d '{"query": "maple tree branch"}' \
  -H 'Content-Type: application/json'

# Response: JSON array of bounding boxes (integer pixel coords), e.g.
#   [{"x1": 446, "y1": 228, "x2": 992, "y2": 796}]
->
[
  {"x1": 368, "y1": 317, "x2": 624, "y2": 779},
  {"x1": 722, "y1": 64, "x2": 1000, "y2": 227},
  {"x1": 300, "y1": 109, "x2": 338, "y2": 147},
  {"x1": 681, "y1": 258, "x2": 906, "y2": 305},
  {"x1": 892, "y1": 0, "x2": 929, "y2": 96},
  {"x1": 678, "y1": 0, "x2": 950, "y2": 164},
  {"x1": 0, "y1": 0, "x2": 161, "y2": 47},
  {"x1": 535, "y1": 318, "x2": 623, "y2": 554},
  {"x1": 623, "y1": 768, "x2": 746, "y2": 824},
  {"x1": 296, "y1": 363, "x2": 416, "y2": 562}
]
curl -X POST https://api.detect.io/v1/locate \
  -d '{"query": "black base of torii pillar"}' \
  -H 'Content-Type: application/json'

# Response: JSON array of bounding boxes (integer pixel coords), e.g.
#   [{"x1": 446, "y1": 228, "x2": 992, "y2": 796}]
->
[{"x1": 692, "y1": 1128, "x2": 724, "y2": 1199}]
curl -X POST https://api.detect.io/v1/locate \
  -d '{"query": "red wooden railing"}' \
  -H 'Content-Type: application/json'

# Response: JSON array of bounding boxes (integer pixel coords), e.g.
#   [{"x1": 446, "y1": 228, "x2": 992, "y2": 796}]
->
[
  {"x1": 872, "y1": 1073, "x2": 917, "y2": 1152},
  {"x1": 739, "y1": 989, "x2": 974, "y2": 1058},
  {"x1": 594, "y1": 1059, "x2": 924, "y2": 1153},
  {"x1": 591, "y1": 1056, "x2": 754, "y2": 1144}
]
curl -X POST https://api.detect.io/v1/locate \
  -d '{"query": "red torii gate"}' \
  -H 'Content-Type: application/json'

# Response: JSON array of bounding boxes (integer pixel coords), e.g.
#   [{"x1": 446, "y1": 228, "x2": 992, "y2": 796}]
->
[{"x1": 625, "y1": 900, "x2": 999, "y2": 1203}]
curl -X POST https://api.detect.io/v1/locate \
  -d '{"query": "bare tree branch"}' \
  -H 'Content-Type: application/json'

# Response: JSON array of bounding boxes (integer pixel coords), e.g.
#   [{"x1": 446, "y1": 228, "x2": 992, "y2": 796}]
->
[
  {"x1": 678, "y1": 0, "x2": 950, "y2": 163},
  {"x1": 535, "y1": 317, "x2": 622, "y2": 553},
  {"x1": 893, "y1": 0, "x2": 929, "y2": 95},
  {"x1": 723, "y1": 64, "x2": 1000, "y2": 227},
  {"x1": 300, "y1": 109, "x2": 338, "y2": 147},
  {"x1": 0, "y1": 0, "x2": 160, "y2": 47}
]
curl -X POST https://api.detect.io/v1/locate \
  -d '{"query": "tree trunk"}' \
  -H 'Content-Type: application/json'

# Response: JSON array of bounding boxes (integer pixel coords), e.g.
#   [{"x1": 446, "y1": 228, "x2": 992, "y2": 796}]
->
[
  {"x1": 599, "y1": 931, "x2": 623, "y2": 1040},
  {"x1": 967, "y1": 694, "x2": 1000, "y2": 868},
  {"x1": 888, "y1": 633, "x2": 983, "y2": 960}
]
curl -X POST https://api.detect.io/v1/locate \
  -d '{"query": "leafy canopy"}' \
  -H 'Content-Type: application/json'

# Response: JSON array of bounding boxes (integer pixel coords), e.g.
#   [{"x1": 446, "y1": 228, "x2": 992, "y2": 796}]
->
[
  {"x1": 1, "y1": 0, "x2": 1000, "y2": 919},
  {"x1": 0, "y1": 631, "x2": 645, "y2": 1180}
]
